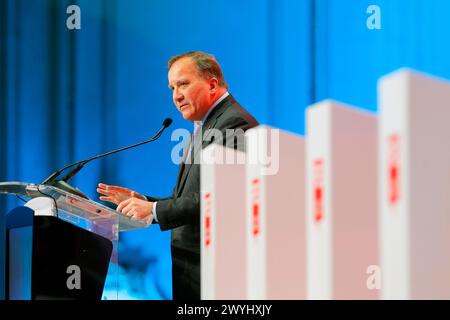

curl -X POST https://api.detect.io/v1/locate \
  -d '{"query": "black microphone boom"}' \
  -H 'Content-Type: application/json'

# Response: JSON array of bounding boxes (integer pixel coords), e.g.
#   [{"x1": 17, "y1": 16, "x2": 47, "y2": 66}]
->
[{"x1": 41, "y1": 118, "x2": 173, "y2": 196}]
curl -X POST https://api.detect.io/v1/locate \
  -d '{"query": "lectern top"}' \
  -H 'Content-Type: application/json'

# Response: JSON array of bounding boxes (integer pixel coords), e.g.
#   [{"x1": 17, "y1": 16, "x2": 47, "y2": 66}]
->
[{"x1": 0, "y1": 181, "x2": 149, "y2": 232}]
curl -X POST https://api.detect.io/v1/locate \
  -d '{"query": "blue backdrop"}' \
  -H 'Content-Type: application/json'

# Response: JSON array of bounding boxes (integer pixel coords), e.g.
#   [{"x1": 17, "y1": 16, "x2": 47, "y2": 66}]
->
[{"x1": 1, "y1": 0, "x2": 450, "y2": 299}]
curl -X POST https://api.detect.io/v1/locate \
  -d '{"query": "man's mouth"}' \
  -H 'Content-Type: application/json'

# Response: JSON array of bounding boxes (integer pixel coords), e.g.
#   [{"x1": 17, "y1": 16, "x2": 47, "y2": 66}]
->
[{"x1": 179, "y1": 104, "x2": 189, "y2": 111}]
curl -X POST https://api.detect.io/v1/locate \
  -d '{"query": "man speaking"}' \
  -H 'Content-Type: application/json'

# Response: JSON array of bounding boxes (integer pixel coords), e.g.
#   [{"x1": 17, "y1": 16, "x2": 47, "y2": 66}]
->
[{"x1": 97, "y1": 51, "x2": 258, "y2": 299}]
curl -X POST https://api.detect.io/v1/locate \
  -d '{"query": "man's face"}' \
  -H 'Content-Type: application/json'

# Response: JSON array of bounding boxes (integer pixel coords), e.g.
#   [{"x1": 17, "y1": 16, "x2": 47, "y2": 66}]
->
[{"x1": 168, "y1": 57, "x2": 212, "y2": 122}]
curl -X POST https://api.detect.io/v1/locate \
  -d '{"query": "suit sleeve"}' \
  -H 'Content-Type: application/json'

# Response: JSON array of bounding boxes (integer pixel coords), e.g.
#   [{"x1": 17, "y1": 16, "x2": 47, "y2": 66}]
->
[
  {"x1": 145, "y1": 195, "x2": 171, "y2": 203},
  {"x1": 154, "y1": 192, "x2": 200, "y2": 231},
  {"x1": 155, "y1": 116, "x2": 255, "y2": 231},
  {"x1": 144, "y1": 187, "x2": 176, "y2": 225},
  {"x1": 220, "y1": 116, "x2": 254, "y2": 152}
]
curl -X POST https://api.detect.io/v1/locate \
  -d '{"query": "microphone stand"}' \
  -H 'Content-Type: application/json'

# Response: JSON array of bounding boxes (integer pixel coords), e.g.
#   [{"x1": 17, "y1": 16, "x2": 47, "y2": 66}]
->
[{"x1": 41, "y1": 118, "x2": 172, "y2": 199}]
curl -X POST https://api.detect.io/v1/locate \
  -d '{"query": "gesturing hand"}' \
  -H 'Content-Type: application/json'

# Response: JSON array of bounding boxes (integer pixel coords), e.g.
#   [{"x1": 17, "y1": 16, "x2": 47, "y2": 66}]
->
[
  {"x1": 117, "y1": 197, "x2": 154, "y2": 222},
  {"x1": 97, "y1": 183, "x2": 145, "y2": 205}
]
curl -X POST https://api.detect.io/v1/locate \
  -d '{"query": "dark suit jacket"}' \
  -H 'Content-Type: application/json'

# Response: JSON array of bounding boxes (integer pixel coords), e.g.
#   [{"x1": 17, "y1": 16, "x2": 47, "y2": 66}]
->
[{"x1": 146, "y1": 94, "x2": 258, "y2": 299}]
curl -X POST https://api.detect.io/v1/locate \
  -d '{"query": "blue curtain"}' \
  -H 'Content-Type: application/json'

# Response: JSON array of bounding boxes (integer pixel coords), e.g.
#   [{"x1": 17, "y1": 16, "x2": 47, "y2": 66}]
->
[
  {"x1": 2, "y1": 0, "x2": 450, "y2": 299},
  {"x1": 314, "y1": 0, "x2": 450, "y2": 111}
]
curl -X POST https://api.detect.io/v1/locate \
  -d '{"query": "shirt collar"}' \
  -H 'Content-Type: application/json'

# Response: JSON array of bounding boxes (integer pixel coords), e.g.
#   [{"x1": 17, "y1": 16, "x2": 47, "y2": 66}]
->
[{"x1": 194, "y1": 91, "x2": 229, "y2": 131}]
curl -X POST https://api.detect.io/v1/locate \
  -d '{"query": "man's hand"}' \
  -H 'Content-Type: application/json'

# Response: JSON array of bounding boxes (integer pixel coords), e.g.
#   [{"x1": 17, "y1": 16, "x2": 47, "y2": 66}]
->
[
  {"x1": 97, "y1": 183, "x2": 145, "y2": 205},
  {"x1": 117, "y1": 197, "x2": 154, "y2": 223}
]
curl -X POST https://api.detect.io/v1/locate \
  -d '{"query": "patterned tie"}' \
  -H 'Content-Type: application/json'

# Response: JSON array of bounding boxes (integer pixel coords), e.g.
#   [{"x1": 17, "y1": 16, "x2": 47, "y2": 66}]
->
[
  {"x1": 185, "y1": 133, "x2": 194, "y2": 164},
  {"x1": 185, "y1": 122, "x2": 200, "y2": 164}
]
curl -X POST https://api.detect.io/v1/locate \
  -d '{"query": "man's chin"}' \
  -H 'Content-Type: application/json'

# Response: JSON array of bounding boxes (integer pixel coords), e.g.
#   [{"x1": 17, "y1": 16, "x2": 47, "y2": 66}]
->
[{"x1": 182, "y1": 111, "x2": 195, "y2": 121}]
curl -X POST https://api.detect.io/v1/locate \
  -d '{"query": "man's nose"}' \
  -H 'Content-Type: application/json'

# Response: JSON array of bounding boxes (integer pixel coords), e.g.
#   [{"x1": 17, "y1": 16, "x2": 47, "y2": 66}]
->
[{"x1": 173, "y1": 89, "x2": 184, "y2": 103}]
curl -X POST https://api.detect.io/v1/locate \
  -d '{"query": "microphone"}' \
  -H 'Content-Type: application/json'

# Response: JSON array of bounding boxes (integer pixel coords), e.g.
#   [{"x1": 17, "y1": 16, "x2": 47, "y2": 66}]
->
[
  {"x1": 41, "y1": 118, "x2": 173, "y2": 198},
  {"x1": 162, "y1": 118, "x2": 173, "y2": 127}
]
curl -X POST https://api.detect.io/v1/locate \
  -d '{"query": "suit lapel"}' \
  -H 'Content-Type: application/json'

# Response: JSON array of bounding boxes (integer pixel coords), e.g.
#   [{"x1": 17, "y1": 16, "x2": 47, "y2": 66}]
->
[
  {"x1": 176, "y1": 128, "x2": 200, "y2": 197},
  {"x1": 180, "y1": 134, "x2": 192, "y2": 164},
  {"x1": 193, "y1": 118, "x2": 218, "y2": 158},
  {"x1": 175, "y1": 95, "x2": 234, "y2": 197},
  {"x1": 174, "y1": 134, "x2": 191, "y2": 195}
]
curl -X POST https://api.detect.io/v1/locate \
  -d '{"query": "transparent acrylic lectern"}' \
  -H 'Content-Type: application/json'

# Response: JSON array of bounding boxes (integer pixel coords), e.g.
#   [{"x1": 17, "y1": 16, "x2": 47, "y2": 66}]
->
[{"x1": 0, "y1": 181, "x2": 150, "y2": 300}]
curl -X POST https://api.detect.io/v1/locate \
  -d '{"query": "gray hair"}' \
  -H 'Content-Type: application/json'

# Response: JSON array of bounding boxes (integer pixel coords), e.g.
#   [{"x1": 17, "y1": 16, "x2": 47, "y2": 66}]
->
[{"x1": 168, "y1": 51, "x2": 228, "y2": 89}]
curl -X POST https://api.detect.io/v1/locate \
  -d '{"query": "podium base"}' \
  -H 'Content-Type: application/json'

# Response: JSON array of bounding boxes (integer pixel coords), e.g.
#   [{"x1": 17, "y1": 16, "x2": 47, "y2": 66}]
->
[{"x1": 6, "y1": 210, "x2": 113, "y2": 300}]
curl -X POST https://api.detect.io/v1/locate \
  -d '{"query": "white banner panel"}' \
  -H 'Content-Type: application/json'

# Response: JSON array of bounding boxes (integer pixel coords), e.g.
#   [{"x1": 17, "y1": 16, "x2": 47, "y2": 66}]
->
[
  {"x1": 306, "y1": 100, "x2": 378, "y2": 299},
  {"x1": 200, "y1": 144, "x2": 246, "y2": 299},
  {"x1": 246, "y1": 125, "x2": 306, "y2": 299},
  {"x1": 379, "y1": 69, "x2": 450, "y2": 299}
]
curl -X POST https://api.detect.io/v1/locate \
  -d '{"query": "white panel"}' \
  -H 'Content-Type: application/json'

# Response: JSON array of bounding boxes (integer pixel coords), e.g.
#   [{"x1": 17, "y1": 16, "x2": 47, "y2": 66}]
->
[
  {"x1": 200, "y1": 144, "x2": 247, "y2": 299},
  {"x1": 307, "y1": 100, "x2": 378, "y2": 299},
  {"x1": 25, "y1": 197, "x2": 56, "y2": 216},
  {"x1": 200, "y1": 144, "x2": 216, "y2": 300},
  {"x1": 246, "y1": 125, "x2": 306, "y2": 299},
  {"x1": 306, "y1": 102, "x2": 332, "y2": 299},
  {"x1": 379, "y1": 69, "x2": 450, "y2": 299}
]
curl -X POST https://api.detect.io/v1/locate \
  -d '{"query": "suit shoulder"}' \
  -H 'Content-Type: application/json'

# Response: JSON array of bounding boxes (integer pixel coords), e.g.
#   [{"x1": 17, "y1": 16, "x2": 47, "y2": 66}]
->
[{"x1": 218, "y1": 99, "x2": 259, "y2": 130}]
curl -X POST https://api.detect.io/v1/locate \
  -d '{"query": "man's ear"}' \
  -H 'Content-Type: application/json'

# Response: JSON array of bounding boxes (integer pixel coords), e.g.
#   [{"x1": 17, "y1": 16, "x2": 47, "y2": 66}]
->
[{"x1": 209, "y1": 78, "x2": 219, "y2": 93}]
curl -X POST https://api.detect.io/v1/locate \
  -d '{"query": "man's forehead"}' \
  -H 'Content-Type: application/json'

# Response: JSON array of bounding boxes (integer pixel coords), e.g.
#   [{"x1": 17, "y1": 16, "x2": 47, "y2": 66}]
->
[{"x1": 169, "y1": 58, "x2": 196, "y2": 76}]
